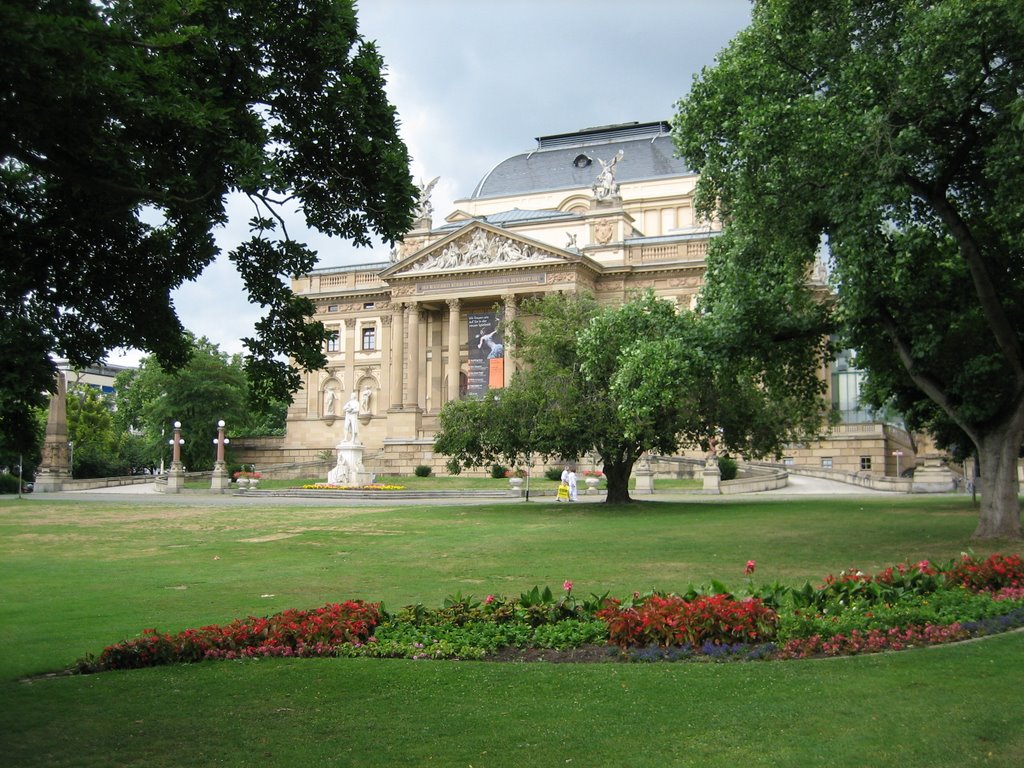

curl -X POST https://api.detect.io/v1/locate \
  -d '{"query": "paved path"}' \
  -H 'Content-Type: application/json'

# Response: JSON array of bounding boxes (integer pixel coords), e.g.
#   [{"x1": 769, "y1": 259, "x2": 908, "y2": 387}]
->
[{"x1": 18, "y1": 471, "x2": 920, "y2": 506}]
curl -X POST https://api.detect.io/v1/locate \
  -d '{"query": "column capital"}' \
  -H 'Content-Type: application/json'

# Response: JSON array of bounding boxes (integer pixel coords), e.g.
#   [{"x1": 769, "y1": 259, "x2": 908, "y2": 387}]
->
[
  {"x1": 344, "y1": 317, "x2": 356, "y2": 328},
  {"x1": 380, "y1": 314, "x2": 393, "y2": 327},
  {"x1": 446, "y1": 297, "x2": 461, "y2": 311}
]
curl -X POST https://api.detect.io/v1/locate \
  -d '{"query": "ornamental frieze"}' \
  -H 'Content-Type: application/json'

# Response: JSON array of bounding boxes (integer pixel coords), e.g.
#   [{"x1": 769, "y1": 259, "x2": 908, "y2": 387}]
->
[{"x1": 405, "y1": 229, "x2": 555, "y2": 273}]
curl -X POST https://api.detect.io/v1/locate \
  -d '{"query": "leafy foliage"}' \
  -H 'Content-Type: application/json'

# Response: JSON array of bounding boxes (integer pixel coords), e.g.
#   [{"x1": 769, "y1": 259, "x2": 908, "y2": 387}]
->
[
  {"x1": 0, "y1": 0, "x2": 418, "y2": 451},
  {"x1": 675, "y1": 0, "x2": 1024, "y2": 537},
  {"x1": 113, "y1": 336, "x2": 265, "y2": 471}
]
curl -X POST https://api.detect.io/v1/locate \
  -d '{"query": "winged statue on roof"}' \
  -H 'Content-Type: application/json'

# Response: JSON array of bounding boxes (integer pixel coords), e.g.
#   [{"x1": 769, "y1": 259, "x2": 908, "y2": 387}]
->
[
  {"x1": 592, "y1": 150, "x2": 624, "y2": 201},
  {"x1": 415, "y1": 176, "x2": 440, "y2": 219}
]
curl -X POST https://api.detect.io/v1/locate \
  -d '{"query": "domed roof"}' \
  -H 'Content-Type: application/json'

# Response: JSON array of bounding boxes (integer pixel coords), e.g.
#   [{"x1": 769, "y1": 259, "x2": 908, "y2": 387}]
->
[{"x1": 470, "y1": 121, "x2": 693, "y2": 200}]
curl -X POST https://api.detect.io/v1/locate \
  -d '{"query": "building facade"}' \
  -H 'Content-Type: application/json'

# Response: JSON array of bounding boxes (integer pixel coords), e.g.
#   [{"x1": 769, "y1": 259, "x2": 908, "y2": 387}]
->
[{"x1": 261, "y1": 121, "x2": 910, "y2": 476}]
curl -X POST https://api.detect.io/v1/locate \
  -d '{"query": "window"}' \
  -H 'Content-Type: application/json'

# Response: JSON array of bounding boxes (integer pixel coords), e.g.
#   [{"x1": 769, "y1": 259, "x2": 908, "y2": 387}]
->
[
  {"x1": 361, "y1": 326, "x2": 376, "y2": 351},
  {"x1": 327, "y1": 304, "x2": 338, "y2": 313},
  {"x1": 821, "y1": 457, "x2": 833, "y2": 469},
  {"x1": 860, "y1": 456, "x2": 872, "y2": 471},
  {"x1": 327, "y1": 333, "x2": 339, "y2": 352},
  {"x1": 782, "y1": 457, "x2": 795, "y2": 466},
  {"x1": 363, "y1": 302, "x2": 376, "y2": 310}
]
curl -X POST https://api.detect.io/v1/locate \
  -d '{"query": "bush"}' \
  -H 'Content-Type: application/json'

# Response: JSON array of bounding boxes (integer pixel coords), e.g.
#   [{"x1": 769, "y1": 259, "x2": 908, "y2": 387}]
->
[
  {"x1": 0, "y1": 473, "x2": 22, "y2": 493},
  {"x1": 414, "y1": 465, "x2": 432, "y2": 478},
  {"x1": 490, "y1": 463, "x2": 508, "y2": 479},
  {"x1": 545, "y1": 467, "x2": 563, "y2": 481},
  {"x1": 718, "y1": 456, "x2": 738, "y2": 481}
]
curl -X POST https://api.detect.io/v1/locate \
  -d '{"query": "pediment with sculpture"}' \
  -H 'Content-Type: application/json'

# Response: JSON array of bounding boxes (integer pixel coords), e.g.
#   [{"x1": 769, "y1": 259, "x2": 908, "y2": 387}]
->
[{"x1": 382, "y1": 223, "x2": 579, "y2": 279}]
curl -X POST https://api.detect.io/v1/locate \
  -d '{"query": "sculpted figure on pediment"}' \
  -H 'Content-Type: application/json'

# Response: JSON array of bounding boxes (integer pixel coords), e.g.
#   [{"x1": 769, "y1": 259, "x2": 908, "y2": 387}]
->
[{"x1": 405, "y1": 230, "x2": 554, "y2": 273}]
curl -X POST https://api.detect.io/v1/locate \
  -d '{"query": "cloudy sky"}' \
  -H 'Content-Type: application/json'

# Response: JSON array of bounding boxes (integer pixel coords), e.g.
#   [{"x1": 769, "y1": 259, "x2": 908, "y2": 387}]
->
[{"x1": 114, "y1": 0, "x2": 752, "y2": 366}]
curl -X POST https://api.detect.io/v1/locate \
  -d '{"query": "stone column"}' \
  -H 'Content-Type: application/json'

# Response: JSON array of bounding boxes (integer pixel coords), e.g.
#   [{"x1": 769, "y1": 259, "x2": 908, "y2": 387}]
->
[
  {"x1": 502, "y1": 292, "x2": 517, "y2": 387},
  {"x1": 34, "y1": 371, "x2": 70, "y2": 492},
  {"x1": 446, "y1": 298, "x2": 461, "y2": 403},
  {"x1": 405, "y1": 302, "x2": 421, "y2": 410},
  {"x1": 390, "y1": 303, "x2": 405, "y2": 410},
  {"x1": 380, "y1": 314, "x2": 393, "y2": 411},
  {"x1": 343, "y1": 318, "x2": 356, "y2": 393}
]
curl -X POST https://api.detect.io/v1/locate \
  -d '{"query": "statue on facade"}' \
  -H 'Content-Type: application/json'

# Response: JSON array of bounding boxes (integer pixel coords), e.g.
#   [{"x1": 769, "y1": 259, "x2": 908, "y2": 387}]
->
[
  {"x1": 342, "y1": 392, "x2": 360, "y2": 442},
  {"x1": 324, "y1": 386, "x2": 337, "y2": 417},
  {"x1": 415, "y1": 176, "x2": 440, "y2": 220},
  {"x1": 360, "y1": 386, "x2": 372, "y2": 414},
  {"x1": 592, "y1": 149, "x2": 624, "y2": 201}
]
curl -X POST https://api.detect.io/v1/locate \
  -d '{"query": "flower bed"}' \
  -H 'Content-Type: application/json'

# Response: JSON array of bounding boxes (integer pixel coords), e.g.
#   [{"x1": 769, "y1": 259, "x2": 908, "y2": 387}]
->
[
  {"x1": 299, "y1": 483, "x2": 406, "y2": 491},
  {"x1": 74, "y1": 553, "x2": 1024, "y2": 673}
]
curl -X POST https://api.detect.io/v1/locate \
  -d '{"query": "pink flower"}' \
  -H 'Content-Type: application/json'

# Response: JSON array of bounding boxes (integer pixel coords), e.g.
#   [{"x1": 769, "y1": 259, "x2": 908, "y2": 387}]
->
[
  {"x1": 484, "y1": 594, "x2": 495, "y2": 604},
  {"x1": 563, "y1": 580, "x2": 574, "y2": 592},
  {"x1": 745, "y1": 560, "x2": 757, "y2": 576}
]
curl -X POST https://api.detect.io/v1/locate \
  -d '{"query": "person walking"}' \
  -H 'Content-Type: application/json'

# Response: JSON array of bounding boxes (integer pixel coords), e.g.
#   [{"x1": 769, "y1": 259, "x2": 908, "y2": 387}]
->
[{"x1": 567, "y1": 467, "x2": 578, "y2": 502}]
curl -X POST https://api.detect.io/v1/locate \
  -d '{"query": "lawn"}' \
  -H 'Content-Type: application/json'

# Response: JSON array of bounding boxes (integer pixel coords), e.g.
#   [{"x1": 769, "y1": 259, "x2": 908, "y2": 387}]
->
[{"x1": 1, "y1": 493, "x2": 1021, "y2": 767}]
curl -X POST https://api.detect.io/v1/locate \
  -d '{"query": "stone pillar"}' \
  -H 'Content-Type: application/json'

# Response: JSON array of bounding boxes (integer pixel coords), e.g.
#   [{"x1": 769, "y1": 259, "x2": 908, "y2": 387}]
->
[
  {"x1": 390, "y1": 303, "x2": 405, "y2": 410},
  {"x1": 166, "y1": 421, "x2": 185, "y2": 493},
  {"x1": 34, "y1": 371, "x2": 70, "y2": 492},
  {"x1": 702, "y1": 456, "x2": 721, "y2": 494},
  {"x1": 380, "y1": 314, "x2": 393, "y2": 411},
  {"x1": 405, "y1": 302, "x2": 421, "y2": 410},
  {"x1": 210, "y1": 420, "x2": 230, "y2": 491},
  {"x1": 502, "y1": 292, "x2": 517, "y2": 387},
  {"x1": 429, "y1": 310, "x2": 443, "y2": 412},
  {"x1": 446, "y1": 298, "x2": 461, "y2": 403},
  {"x1": 343, "y1": 318, "x2": 356, "y2": 393}
]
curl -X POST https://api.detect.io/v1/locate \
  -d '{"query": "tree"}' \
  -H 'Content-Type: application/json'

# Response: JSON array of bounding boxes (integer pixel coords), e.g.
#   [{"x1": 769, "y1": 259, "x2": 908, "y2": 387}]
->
[
  {"x1": 66, "y1": 385, "x2": 123, "y2": 478},
  {"x1": 114, "y1": 337, "x2": 251, "y2": 471},
  {"x1": 1, "y1": 0, "x2": 418, "y2": 452},
  {"x1": 675, "y1": 0, "x2": 1024, "y2": 538},
  {"x1": 438, "y1": 292, "x2": 745, "y2": 503}
]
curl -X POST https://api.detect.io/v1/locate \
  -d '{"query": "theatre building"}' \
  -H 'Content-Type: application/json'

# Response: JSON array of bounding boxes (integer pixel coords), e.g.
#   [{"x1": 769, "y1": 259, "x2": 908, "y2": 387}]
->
[{"x1": 251, "y1": 120, "x2": 917, "y2": 477}]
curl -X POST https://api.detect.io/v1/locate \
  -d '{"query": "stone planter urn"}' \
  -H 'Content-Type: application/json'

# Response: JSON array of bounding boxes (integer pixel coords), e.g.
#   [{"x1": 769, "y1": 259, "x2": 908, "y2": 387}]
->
[
  {"x1": 508, "y1": 477, "x2": 524, "y2": 491},
  {"x1": 236, "y1": 477, "x2": 249, "y2": 490},
  {"x1": 585, "y1": 476, "x2": 601, "y2": 493}
]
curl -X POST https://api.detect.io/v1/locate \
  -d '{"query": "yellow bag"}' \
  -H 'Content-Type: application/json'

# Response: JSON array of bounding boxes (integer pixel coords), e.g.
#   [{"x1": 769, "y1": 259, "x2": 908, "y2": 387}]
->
[{"x1": 556, "y1": 483, "x2": 570, "y2": 501}]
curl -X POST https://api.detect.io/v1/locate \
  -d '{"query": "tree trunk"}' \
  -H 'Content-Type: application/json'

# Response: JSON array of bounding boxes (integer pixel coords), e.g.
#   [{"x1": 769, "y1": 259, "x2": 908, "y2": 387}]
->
[
  {"x1": 603, "y1": 458, "x2": 635, "y2": 504},
  {"x1": 972, "y1": 424, "x2": 1023, "y2": 540}
]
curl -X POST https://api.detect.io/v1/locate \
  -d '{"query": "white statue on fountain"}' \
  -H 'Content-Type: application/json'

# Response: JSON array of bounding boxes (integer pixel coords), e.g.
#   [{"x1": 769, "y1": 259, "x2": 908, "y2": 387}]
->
[
  {"x1": 328, "y1": 392, "x2": 373, "y2": 486},
  {"x1": 342, "y1": 391, "x2": 360, "y2": 443}
]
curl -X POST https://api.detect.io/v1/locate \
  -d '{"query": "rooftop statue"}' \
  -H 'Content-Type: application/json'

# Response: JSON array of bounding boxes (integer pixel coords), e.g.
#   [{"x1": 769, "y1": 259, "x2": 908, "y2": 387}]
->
[{"x1": 592, "y1": 150, "x2": 624, "y2": 201}]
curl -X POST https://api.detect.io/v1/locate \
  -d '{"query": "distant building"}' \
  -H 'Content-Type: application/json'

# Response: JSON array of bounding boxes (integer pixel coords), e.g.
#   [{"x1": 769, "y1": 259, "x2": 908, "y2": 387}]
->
[
  {"x1": 244, "y1": 121, "x2": 913, "y2": 476},
  {"x1": 53, "y1": 359, "x2": 132, "y2": 396}
]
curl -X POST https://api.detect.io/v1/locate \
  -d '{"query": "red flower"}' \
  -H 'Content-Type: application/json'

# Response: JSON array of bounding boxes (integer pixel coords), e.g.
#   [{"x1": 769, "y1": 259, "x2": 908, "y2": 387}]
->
[{"x1": 745, "y1": 560, "x2": 756, "y2": 576}]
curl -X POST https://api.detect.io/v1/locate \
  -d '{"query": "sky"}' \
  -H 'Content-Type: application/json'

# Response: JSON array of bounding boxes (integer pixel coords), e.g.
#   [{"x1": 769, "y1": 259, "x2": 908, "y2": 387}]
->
[{"x1": 112, "y1": 0, "x2": 753, "y2": 367}]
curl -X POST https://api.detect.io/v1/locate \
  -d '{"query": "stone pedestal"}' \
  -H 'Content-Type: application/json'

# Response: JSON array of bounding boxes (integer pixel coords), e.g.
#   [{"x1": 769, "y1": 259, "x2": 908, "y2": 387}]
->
[
  {"x1": 702, "y1": 458, "x2": 721, "y2": 493},
  {"x1": 327, "y1": 441, "x2": 374, "y2": 486},
  {"x1": 210, "y1": 462, "x2": 230, "y2": 492},
  {"x1": 912, "y1": 458, "x2": 955, "y2": 493},
  {"x1": 165, "y1": 463, "x2": 185, "y2": 493}
]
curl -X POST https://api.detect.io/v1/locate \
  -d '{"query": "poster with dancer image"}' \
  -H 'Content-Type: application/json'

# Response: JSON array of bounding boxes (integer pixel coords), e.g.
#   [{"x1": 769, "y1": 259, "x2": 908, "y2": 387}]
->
[{"x1": 467, "y1": 312, "x2": 504, "y2": 398}]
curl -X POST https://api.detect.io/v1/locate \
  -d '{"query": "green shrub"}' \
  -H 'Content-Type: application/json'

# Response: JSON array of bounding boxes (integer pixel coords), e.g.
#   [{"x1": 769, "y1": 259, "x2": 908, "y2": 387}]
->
[
  {"x1": 490, "y1": 463, "x2": 508, "y2": 479},
  {"x1": 0, "y1": 473, "x2": 22, "y2": 493},
  {"x1": 414, "y1": 464, "x2": 432, "y2": 477},
  {"x1": 545, "y1": 467, "x2": 563, "y2": 481},
  {"x1": 718, "y1": 456, "x2": 738, "y2": 481}
]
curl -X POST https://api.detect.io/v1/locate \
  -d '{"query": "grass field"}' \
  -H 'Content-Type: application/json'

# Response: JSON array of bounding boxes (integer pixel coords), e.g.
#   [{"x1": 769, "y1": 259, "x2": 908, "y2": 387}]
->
[{"x1": 1, "y1": 492, "x2": 1022, "y2": 766}]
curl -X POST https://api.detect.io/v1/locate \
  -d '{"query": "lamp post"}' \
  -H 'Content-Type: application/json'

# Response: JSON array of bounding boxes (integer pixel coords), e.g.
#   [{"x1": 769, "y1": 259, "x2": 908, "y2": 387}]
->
[
  {"x1": 211, "y1": 419, "x2": 230, "y2": 492},
  {"x1": 166, "y1": 420, "x2": 186, "y2": 493}
]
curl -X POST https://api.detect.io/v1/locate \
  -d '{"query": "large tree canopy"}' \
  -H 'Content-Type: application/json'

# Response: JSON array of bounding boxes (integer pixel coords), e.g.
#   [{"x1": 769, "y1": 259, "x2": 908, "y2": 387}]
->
[
  {"x1": 675, "y1": 0, "x2": 1024, "y2": 538},
  {"x1": 0, "y1": 0, "x2": 418, "y2": 452},
  {"x1": 435, "y1": 291, "x2": 825, "y2": 503}
]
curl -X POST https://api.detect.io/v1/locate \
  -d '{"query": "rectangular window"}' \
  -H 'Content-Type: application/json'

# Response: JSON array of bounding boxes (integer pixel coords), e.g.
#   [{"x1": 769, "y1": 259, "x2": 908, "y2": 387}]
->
[
  {"x1": 327, "y1": 333, "x2": 339, "y2": 352},
  {"x1": 363, "y1": 302, "x2": 375, "y2": 310},
  {"x1": 860, "y1": 456, "x2": 872, "y2": 471},
  {"x1": 821, "y1": 457, "x2": 833, "y2": 469},
  {"x1": 361, "y1": 326, "x2": 376, "y2": 351},
  {"x1": 327, "y1": 304, "x2": 338, "y2": 313},
  {"x1": 782, "y1": 457, "x2": 795, "y2": 466}
]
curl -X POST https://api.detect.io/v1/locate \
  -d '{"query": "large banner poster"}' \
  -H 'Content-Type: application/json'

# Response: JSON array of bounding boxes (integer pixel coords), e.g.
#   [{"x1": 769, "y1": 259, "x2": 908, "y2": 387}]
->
[{"x1": 467, "y1": 312, "x2": 504, "y2": 398}]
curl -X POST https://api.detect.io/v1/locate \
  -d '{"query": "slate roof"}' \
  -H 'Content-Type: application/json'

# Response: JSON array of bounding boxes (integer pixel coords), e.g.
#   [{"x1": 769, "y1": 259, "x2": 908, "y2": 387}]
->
[
  {"x1": 469, "y1": 121, "x2": 693, "y2": 200},
  {"x1": 434, "y1": 208, "x2": 578, "y2": 233}
]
